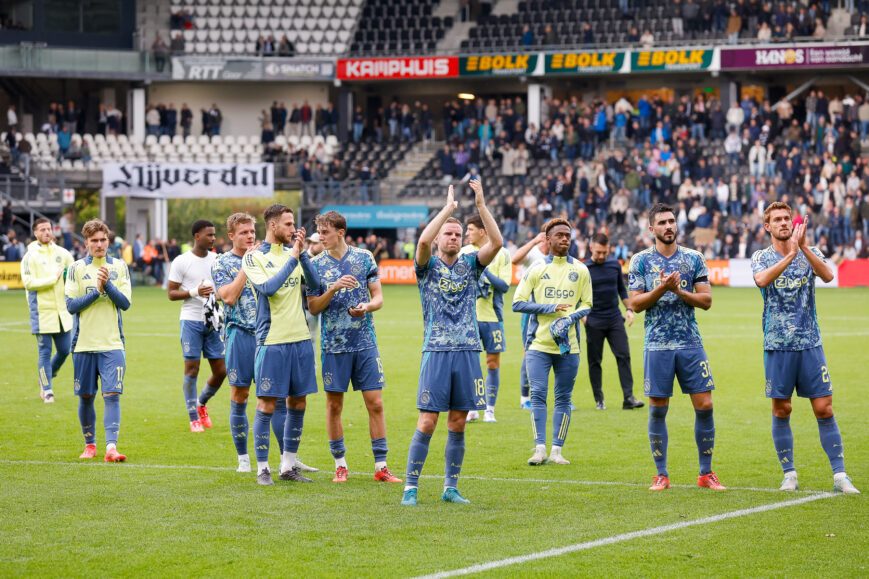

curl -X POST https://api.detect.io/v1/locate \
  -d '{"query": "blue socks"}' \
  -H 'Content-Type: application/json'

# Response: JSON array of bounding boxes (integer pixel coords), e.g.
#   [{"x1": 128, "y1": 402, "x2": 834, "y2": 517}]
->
[
  {"x1": 405, "y1": 429, "x2": 432, "y2": 487},
  {"x1": 253, "y1": 410, "x2": 272, "y2": 462},
  {"x1": 182, "y1": 375, "x2": 198, "y2": 421},
  {"x1": 648, "y1": 405, "x2": 669, "y2": 477},
  {"x1": 817, "y1": 416, "x2": 845, "y2": 474},
  {"x1": 486, "y1": 368, "x2": 500, "y2": 408},
  {"x1": 552, "y1": 404, "x2": 571, "y2": 447},
  {"x1": 694, "y1": 408, "x2": 715, "y2": 475},
  {"x1": 444, "y1": 430, "x2": 465, "y2": 488},
  {"x1": 329, "y1": 437, "x2": 346, "y2": 459},
  {"x1": 78, "y1": 396, "x2": 96, "y2": 445},
  {"x1": 272, "y1": 397, "x2": 287, "y2": 453},
  {"x1": 198, "y1": 383, "x2": 220, "y2": 406},
  {"x1": 284, "y1": 408, "x2": 305, "y2": 453},
  {"x1": 371, "y1": 437, "x2": 388, "y2": 463},
  {"x1": 103, "y1": 395, "x2": 121, "y2": 446},
  {"x1": 520, "y1": 358, "x2": 530, "y2": 397},
  {"x1": 230, "y1": 400, "x2": 248, "y2": 456},
  {"x1": 772, "y1": 415, "x2": 795, "y2": 473}
]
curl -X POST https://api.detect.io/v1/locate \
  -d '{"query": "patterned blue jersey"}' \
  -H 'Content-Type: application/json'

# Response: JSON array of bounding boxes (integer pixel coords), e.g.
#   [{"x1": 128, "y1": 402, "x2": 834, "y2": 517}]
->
[
  {"x1": 628, "y1": 246, "x2": 709, "y2": 351},
  {"x1": 416, "y1": 253, "x2": 484, "y2": 352},
  {"x1": 212, "y1": 251, "x2": 257, "y2": 334},
  {"x1": 307, "y1": 246, "x2": 379, "y2": 353},
  {"x1": 751, "y1": 246, "x2": 825, "y2": 351}
]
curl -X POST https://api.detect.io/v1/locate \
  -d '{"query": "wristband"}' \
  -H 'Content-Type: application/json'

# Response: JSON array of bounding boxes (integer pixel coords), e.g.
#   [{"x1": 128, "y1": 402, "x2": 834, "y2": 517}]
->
[{"x1": 189, "y1": 286, "x2": 199, "y2": 298}]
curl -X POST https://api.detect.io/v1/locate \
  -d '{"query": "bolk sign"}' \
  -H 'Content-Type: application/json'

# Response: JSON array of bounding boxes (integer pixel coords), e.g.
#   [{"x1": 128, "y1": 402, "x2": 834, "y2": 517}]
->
[
  {"x1": 103, "y1": 163, "x2": 274, "y2": 198},
  {"x1": 544, "y1": 51, "x2": 626, "y2": 74},
  {"x1": 459, "y1": 54, "x2": 538, "y2": 76},
  {"x1": 336, "y1": 57, "x2": 458, "y2": 80},
  {"x1": 721, "y1": 45, "x2": 869, "y2": 69},
  {"x1": 631, "y1": 49, "x2": 714, "y2": 71}
]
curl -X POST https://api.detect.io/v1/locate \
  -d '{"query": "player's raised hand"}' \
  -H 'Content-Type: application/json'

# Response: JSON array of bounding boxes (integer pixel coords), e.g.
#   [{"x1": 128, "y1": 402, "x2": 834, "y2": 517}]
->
[
  {"x1": 445, "y1": 184, "x2": 457, "y2": 212},
  {"x1": 468, "y1": 178, "x2": 485, "y2": 207},
  {"x1": 96, "y1": 266, "x2": 109, "y2": 292},
  {"x1": 245, "y1": 241, "x2": 262, "y2": 255},
  {"x1": 795, "y1": 217, "x2": 808, "y2": 250},
  {"x1": 534, "y1": 231, "x2": 546, "y2": 244},
  {"x1": 786, "y1": 223, "x2": 802, "y2": 256}
]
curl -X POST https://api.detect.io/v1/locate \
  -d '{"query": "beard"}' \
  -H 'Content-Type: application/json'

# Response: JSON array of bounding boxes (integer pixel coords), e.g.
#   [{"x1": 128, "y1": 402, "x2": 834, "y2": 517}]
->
[
  {"x1": 771, "y1": 229, "x2": 792, "y2": 242},
  {"x1": 654, "y1": 231, "x2": 676, "y2": 245},
  {"x1": 274, "y1": 231, "x2": 293, "y2": 245}
]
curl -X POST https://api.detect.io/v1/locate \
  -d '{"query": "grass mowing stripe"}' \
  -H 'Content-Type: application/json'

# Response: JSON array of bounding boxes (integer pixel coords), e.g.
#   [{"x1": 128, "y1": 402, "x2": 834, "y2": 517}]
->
[
  {"x1": 412, "y1": 492, "x2": 839, "y2": 579},
  {"x1": 0, "y1": 460, "x2": 826, "y2": 494}
]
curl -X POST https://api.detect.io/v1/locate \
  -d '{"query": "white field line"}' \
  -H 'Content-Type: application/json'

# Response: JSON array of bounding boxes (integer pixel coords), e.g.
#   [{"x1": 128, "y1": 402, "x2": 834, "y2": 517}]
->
[
  {"x1": 411, "y1": 492, "x2": 839, "y2": 579},
  {"x1": 0, "y1": 460, "x2": 825, "y2": 494}
]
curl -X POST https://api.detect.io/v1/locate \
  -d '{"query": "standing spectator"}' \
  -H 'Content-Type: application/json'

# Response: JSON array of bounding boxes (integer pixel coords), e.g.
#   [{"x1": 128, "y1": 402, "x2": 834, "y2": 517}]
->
[
  {"x1": 672, "y1": 0, "x2": 684, "y2": 37},
  {"x1": 4, "y1": 232, "x2": 23, "y2": 261},
  {"x1": 57, "y1": 126, "x2": 71, "y2": 161},
  {"x1": 97, "y1": 104, "x2": 108, "y2": 135},
  {"x1": 270, "y1": 101, "x2": 281, "y2": 133},
  {"x1": 1, "y1": 201, "x2": 11, "y2": 233},
  {"x1": 200, "y1": 108, "x2": 210, "y2": 136},
  {"x1": 58, "y1": 211, "x2": 74, "y2": 250},
  {"x1": 208, "y1": 103, "x2": 222, "y2": 136},
  {"x1": 521, "y1": 25, "x2": 534, "y2": 46},
  {"x1": 5, "y1": 128, "x2": 19, "y2": 168},
  {"x1": 727, "y1": 9, "x2": 742, "y2": 44},
  {"x1": 289, "y1": 103, "x2": 301, "y2": 136},
  {"x1": 165, "y1": 103, "x2": 178, "y2": 137},
  {"x1": 300, "y1": 100, "x2": 312, "y2": 136},
  {"x1": 325, "y1": 102, "x2": 338, "y2": 136},
  {"x1": 180, "y1": 103, "x2": 192, "y2": 137},
  {"x1": 146, "y1": 106, "x2": 160, "y2": 136},
  {"x1": 170, "y1": 32, "x2": 185, "y2": 55},
  {"x1": 858, "y1": 98, "x2": 869, "y2": 143},
  {"x1": 352, "y1": 105, "x2": 364, "y2": 142},
  {"x1": 278, "y1": 35, "x2": 295, "y2": 56},
  {"x1": 7, "y1": 104, "x2": 17, "y2": 130},
  {"x1": 65, "y1": 101, "x2": 77, "y2": 134},
  {"x1": 152, "y1": 34, "x2": 169, "y2": 73},
  {"x1": 17, "y1": 134, "x2": 31, "y2": 176}
]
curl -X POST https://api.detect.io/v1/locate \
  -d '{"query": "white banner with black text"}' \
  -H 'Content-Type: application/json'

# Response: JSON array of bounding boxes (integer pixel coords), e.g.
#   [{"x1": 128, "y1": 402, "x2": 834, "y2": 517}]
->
[{"x1": 102, "y1": 163, "x2": 274, "y2": 198}]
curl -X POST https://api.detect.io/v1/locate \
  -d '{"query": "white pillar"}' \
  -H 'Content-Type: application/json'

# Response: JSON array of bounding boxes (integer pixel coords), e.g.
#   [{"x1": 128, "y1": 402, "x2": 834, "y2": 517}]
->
[
  {"x1": 128, "y1": 88, "x2": 146, "y2": 144},
  {"x1": 527, "y1": 83, "x2": 542, "y2": 130}
]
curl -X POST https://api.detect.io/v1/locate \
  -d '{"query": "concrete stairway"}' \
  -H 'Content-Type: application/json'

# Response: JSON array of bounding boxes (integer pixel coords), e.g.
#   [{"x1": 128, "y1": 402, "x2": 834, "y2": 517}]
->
[{"x1": 384, "y1": 140, "x2": 442, "y2": 203}]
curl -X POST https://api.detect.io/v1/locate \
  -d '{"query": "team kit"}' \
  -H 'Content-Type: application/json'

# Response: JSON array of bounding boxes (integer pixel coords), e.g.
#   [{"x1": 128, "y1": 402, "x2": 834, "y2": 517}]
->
[{"x1": 21, "y1": 182, "x2": 860, "y2": 501}]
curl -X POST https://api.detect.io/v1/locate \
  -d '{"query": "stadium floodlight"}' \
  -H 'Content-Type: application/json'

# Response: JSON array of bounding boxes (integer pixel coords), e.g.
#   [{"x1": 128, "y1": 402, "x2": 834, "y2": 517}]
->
[{"x1": 458, "y1": 93, "x2": 475, "y2": 100}]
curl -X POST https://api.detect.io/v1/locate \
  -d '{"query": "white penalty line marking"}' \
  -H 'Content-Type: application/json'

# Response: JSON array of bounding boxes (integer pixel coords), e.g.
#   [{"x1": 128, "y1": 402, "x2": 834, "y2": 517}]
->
[
  {"x1": 0, "y1": 460, "x2": 823, "y2": 495},
  {"x1": 412, "y1": 492, "x2": 839, "y2": 579}
]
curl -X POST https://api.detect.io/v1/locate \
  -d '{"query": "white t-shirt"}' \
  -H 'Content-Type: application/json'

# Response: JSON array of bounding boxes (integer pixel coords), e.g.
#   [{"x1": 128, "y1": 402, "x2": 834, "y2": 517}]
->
[{"x1": 168, "y1": 250, "x2": 217, "y2": 322}]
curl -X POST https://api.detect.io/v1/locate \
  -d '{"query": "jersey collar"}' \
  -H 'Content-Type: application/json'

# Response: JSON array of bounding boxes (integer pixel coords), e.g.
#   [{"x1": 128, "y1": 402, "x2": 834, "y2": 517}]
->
[
  {"x1": 544, "y1": 254, "x2": 573, "y2": 264},
  {"x1": 85, "y1": 255, "x2": 112, "y2": 266}
]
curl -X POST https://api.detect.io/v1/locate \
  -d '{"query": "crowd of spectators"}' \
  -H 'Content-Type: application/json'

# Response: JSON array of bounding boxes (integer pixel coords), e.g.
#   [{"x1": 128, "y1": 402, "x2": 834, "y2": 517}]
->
[{"x1": 254, "y1": 34, "x2": 296, "y2": 56}]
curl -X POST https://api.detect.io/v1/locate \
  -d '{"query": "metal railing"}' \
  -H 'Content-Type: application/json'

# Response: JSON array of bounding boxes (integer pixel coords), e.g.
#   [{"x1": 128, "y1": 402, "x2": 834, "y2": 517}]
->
[{"x1": 0, "y1": 44, "x2": 167, "y2": 77}]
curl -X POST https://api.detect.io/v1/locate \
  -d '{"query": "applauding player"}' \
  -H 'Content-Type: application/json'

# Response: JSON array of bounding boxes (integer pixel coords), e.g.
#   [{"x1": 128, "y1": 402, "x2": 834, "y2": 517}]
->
[
  {"x1": 401, "y1": 179, "x2": 502, "y2": 506},
  {"x1": 752, "y1": 203, "x2": 859, "y2": 494},
  {"x1": 307, "y1": 210, "x2": 401, "y2": 484},
  {"x1": 628, "y1": 204, "x2": 724, "y2": 492}
]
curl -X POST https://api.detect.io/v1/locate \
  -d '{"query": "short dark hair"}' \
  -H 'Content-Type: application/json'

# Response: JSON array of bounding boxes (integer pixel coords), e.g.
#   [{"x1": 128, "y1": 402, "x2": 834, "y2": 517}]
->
[
  {"x1": 316, "y1": 210, "x2": 347, "y2": 232},
  {"x1": 590, "y1": 233, "x2": 609, "y2": 246},
  {"x1": 648, "y1": 203, "x2": 675, "y2": 225},
  {"x1": 263, "y1": 204, "x2": 293, "y2": 225},
  {"x1": 543, "y1": 218, "x2": 572, "y2": 236},
  {"x1": 465, "y1": 214, "x2": 484, "y2": 230},
  {"x1": 32, "y1": 218, "x2": 51, "y2": 232},
  {"x1": 191, "y1": 219, "x2": 214, "y2": 237}
]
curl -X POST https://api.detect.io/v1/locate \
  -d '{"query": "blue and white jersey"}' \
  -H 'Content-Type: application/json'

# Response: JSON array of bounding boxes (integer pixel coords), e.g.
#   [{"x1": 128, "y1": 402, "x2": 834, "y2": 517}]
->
[
  {"x1": 212, "y1": 251, "x2": 256, "y2": 334},
  {"x1": 751, "y1": 245, "x2": 825, "y2": 351},
  {"x1": 416, "y1": 252, "x2": 484, "y2": 352},
  {"x1": 628, "y1": 246, "x2": 709, "y2": 351},
  {"x1": 307, "y1": 246, "x2": 379, "y2": 353}
]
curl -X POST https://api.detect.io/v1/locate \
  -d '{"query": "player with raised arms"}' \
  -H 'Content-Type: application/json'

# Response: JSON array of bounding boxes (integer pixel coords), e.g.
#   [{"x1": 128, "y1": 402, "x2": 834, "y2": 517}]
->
[
  {"x1": 459, "y1": 213, "x2": 513, "y2": 423},
  {"x1": 512, "y1": 218, "x2": 593, "y2": 466},
  {"x1": 628, "y1": 203, "x2": 725, "y2": 491},
  {"x1": 64, "y1": 219, "x2": 131, "y2": 462},
  {"x1": 307, "y1": 210, "x2": 401, "y2": 484},
  {"x1": 243, "y1": 204, "x2": 321, "y2": 486},
  {"x1": 751, "y1": 202, "x2": 859, "y2": 494},
  {"x1": 401, "y1": 179, "x2": 502, "y2": 506},
  {"x1": 167, "y1": 220, "x2": 226, "y2": 432},
  {"x1": 21, "y1": 218, "x2": 74, "y2": 403}
]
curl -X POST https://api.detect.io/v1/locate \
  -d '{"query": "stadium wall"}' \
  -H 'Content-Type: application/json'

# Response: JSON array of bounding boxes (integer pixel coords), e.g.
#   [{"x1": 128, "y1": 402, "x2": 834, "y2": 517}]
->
[{"x1": 146, "y1": 82, "x2": 332, "y2": 136}]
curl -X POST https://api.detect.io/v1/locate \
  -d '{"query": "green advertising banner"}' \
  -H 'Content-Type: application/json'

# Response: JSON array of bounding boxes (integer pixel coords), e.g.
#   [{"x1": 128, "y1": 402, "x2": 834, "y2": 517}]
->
[
  {"x1": 544, "y1": 51, "x2": 625, "y2": 74},
  {"x1": 631, "y1": 49, "x2": 714, "y2": 72},
  {"x1": 459, "y1": 54, "x2": 538, "y2": 76}
]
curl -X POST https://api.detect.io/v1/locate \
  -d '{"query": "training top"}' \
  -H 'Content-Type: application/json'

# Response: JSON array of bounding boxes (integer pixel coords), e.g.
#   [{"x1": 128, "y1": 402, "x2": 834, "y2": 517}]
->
[
  {"x1": 628, "y1": 245, "x2": 708, "y2": 351},
  {"x1": 751, "y1": 245, "x2": 826, "y2": 351},
  {"x1": 64, "y1": 255, "x2": 132, "y2": 353},
  {"x1": 211, "y1": 251, "x2": 257, "y2": 334},
  {"x1": 307, "y1": 246, "x2": 380, "y2": 353},
  {"x1": 460, "y1": 244, "x2": 513, "y2": 323},
  {"x1": 21, "y1": 241, "x2": 74, "y2": 334},
  {"x1": 168, "y1": 250, "x2": 217, "y2": 322},
  {"x1": 512, "y1": 254, "x2": 593, "y2": 355},
  {"x1": 416, "y1": 252, "x2": 484, "y2": 352},
  {"x1": 243, "y1": 242, "x2": 318, "y2": 346},
  {"x1": 584, "y1": 256, "x2": 628, "y2": 325}
]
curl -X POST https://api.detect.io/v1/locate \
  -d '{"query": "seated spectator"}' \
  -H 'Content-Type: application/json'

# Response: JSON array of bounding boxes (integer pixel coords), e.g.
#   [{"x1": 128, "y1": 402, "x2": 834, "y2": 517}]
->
[
  {"x1": 170, "y1": 32, "x2": 185, "y2": 54},
  {"x1": 812, "y1": 18, "x2": 825, "y2": 39},
  {"x1": 521, "y1": 25, "x2": 533, "y2": 46},
  {"x1": 278, "y1": 35, "x2": 295, "y2": 57},
  {"x1": 627, "y1": 27, "x2": 639, "y2": 43},
  {"x1": 582, "y1": 23, "x2": 594, "y2": 45},
  {"x1": 261, "y1": 122, "x2": 275, "y2": 145},
  {"x1": 757, "y1": 22, "x2": 771, "y2": 43},
  {"x1": 640, "y1": 29, "x2": 655, "y2": 47}
]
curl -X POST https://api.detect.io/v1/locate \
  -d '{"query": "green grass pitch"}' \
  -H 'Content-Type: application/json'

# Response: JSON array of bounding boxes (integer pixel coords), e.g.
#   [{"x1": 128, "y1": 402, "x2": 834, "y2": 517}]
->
[{"x1": 0, "y1": 285, "x2": 866, "y2": 577}]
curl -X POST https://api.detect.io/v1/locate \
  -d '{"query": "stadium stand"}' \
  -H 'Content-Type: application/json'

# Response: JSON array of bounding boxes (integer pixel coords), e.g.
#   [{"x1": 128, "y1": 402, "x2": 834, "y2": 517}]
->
[{"x1": 350, "y1": 0, "x2": 454, "y2": 56}]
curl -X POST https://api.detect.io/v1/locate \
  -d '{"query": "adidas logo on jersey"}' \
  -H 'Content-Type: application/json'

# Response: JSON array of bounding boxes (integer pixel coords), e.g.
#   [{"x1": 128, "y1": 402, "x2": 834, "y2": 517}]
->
[
  {"x1": 541, "y1": 273, "x2": 551, "y2": 280},
  {"x1": 83, "y1": 273, "x2": 91, "y2": 280},
  {"x1": 265, "y1": 262, "x2": 275, "y2": 268}
]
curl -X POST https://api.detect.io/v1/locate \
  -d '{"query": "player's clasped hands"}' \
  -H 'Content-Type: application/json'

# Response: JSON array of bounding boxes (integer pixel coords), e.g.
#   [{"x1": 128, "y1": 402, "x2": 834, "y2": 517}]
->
[
  {"x1": 660, "y1": 270, "x2": 681, "y2": 292},
  {"x1": 96, "y1": 266, "x2": 109, "y2": 292}
]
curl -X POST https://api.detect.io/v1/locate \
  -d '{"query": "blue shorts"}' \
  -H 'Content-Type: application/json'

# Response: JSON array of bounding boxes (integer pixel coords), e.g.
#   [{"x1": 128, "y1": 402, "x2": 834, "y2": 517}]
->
[
  {"x1": 225, "y1": 327, "x2": 256, "y2": 387},
  {"x1": 764, "y1": 346, "x2": 833, "y2": 399},
  {"x1": 180, "y1": 320, "x2": 224, "y2": 361},
  {"x1": 643, "y1": 347, "x2": 715, "y2": 398},
  {"x1": 254, "y1": 341, "x2": 318, "y2": 399},
  {"x1": 322, "y1": 348, "x2": 385, "y2": 393},
  {"x1": 478, "y1": 321, "x2": 506, "y2": 354},
  {"x1": 417, "y1": 350, "x2": 485, "y2": 413},
  {"x1": 73, "y1": 350, "x2": 125, "y2": 397}
]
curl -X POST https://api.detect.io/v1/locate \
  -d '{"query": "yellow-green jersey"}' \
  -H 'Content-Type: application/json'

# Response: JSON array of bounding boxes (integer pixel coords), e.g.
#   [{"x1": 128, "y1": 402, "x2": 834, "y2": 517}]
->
[
  {"x1": 64, "y1": 255, "x2": 132, "y2": 353},
  {"x1": 242, "y1": 242, "x2": 320, "y2": 346},
  {"x1": 21, "y1": 241, "x2": 74, "y2": 334},
  {"x1": 460, "y1": 244, "x2": 513, "y2": 323},
  {"x1": 512, "y1": 254, "x2": 593, "y2": 355}
]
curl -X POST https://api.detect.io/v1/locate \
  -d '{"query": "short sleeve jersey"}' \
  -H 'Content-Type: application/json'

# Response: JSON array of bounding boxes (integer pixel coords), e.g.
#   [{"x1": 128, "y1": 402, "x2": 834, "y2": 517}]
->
[
  {"x1": 751, "y1": 245, "x2": 825, "y2": 351},
  {"x1": 211, "y1": 251, "x2": 256, "y2": 334},
  {"x1": 628, "y1": 246, "x2": 709, "y2": 351},
  {"x1": 416, "y1": 252, "x2": 484, "y2": 352},
  {"x1": 64, "y1": 255, "x2": 132, "y2": 353},
  {"x1": 168, "y1": 251, "x2": 217, "y2": 322},
  {"x1": 307, "y1": 246, "x2": 379, "y2": 353},
  {"x1": 460, "y1": 244, "x2": 513, "y2": 322},
  {"x1": 242, "y1": 243, "x2": 309, "y2": 346}
]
